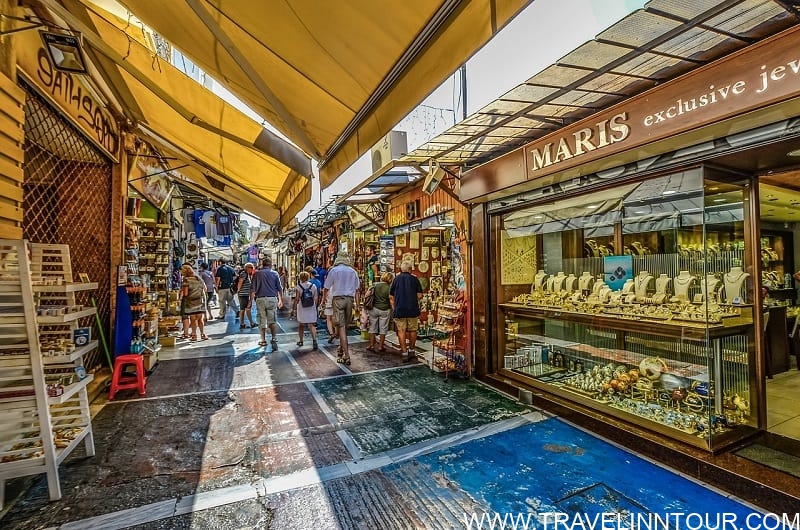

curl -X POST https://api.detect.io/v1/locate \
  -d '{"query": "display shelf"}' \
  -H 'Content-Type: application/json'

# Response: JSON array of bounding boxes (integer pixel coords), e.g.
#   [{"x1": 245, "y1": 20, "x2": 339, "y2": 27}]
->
[
  {"x1": 0, "y1": 240, "x2": 97, "y2": 506},
  {"x1": 32, "y1": 283, "x2": 98, "y2": 293},
  {"x1": 47, "y1": 375, "x2": 93, "y2": 405},
  {"x1": 54, "y1": 426, "x2": 91, "y2": 465},
  {"x1": 37, "y1": 307, "x2": 96, "y2": 324}
]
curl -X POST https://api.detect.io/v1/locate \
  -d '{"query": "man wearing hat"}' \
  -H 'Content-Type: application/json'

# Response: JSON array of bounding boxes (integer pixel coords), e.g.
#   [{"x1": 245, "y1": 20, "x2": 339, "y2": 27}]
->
[{"x1": 322, "y1": 252, "x2": 360, "y2": 365}]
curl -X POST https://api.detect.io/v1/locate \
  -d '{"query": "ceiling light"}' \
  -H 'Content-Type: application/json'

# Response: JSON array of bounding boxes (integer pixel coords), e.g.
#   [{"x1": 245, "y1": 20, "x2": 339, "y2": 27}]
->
[
  {"x1": 586, "y1": 205, "x2": 599, "y2": 209},
  {"x1": 713, "y1": 198, "x2": 726, "y2": 203},
  {"x1": 533, "y1": 215, "x2": 543, "y2": 219},
  {"x1": 708, "y1": 186, "x2": 719, "y2": 191},
  {"x1": 788, "y1": 148, "x2": 800, "y2": 157},
  {"x1": 662, "y1": 190, "x2": 677, "y2": 195},
  {"x1": 634, "y1": 211, "x2": 646, "y2": 215}
]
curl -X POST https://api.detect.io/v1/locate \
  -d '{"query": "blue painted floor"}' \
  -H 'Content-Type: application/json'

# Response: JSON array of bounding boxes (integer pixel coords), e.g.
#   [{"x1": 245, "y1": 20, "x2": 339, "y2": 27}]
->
[{"x1": 377, "y1": 418, "x2": 787, "y2": 529}]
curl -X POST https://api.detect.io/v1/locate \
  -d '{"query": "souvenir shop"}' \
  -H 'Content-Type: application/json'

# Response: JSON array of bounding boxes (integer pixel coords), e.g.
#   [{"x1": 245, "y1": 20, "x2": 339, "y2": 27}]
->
[
  {"x1": 381, "y1": 183, "x2": 472, "y2": 375},
  {"x1": 463, "y1": 26, "x2": 800, "y2": 451}
]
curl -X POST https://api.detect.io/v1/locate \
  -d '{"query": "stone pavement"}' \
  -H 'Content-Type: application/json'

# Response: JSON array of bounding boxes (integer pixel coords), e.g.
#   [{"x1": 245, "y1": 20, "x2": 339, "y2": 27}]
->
[{"x1": 0, "y1": 310, "x2": 777, "y2": 529}]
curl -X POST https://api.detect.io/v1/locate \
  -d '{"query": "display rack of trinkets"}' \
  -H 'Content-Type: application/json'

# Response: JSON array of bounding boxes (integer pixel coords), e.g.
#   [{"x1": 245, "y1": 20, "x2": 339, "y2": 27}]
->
[
  {"x1": 0, "y1": 240, "x2": 96, "y2": 507},
  {"x1": 125, "y1": 217, "x2": 171, "y2": 311}
]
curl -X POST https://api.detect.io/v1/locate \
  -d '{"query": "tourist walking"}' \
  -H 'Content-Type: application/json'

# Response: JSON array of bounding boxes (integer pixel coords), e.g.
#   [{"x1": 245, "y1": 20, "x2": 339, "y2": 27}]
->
[
  {"x1": 292, "y1": 271, "x2": 319, "y2": 349},
  {"x1": 323, "y1": 252, "x2": 360, "y2": 365},
  {"x1": 389, "y1": 260, "x2": 423, "y2": 362},
  {"x1": 215, "y1": 260, "x2": 237, "y2": 319},
  {"x1": 181, "y1": 264, "x2": 208, "y2": 342},
  {"x1": 366, "y1": 271, "x2": 393, "y2": 353},
  {"x1": 250, "y1": 256, "x2": 284, "y2": 350},
  {"x1": 237, "y1": 263, "x2": 256, "y2": 329},
  {"x1": 198, "y1": 262, "x2": 216, "y2": 322}
]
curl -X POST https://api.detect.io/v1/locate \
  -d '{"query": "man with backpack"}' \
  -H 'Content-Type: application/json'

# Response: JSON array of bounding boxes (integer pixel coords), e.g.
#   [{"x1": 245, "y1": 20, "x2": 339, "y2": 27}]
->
[
  {"x1": 215, "y1": 260, "x2": 237, "y2": 319},
  {"x1": 291, "y1": 271, "x2": 319, "y2": 349}
]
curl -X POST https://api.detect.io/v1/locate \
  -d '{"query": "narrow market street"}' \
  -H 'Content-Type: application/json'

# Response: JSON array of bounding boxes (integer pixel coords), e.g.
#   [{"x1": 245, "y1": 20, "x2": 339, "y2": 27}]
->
[{"x1": 0, "y1": 308, "x2": 777, "y2": 530}]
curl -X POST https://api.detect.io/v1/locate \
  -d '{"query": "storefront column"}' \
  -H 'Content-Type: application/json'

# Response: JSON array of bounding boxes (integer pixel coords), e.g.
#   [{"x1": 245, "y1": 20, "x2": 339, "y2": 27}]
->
[
  {"x1": 108, "y1": 138, "x2": 128, "y2": 336},
  {"x1": 471, "y1": 203, "x2": 489, "y2": 377}
]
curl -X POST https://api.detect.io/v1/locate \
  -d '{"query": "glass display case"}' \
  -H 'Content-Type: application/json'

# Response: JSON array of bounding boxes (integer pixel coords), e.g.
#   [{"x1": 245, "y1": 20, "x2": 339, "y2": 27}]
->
[{"x1": 493, "y1": 167, "x2": 759, "y2": 450}]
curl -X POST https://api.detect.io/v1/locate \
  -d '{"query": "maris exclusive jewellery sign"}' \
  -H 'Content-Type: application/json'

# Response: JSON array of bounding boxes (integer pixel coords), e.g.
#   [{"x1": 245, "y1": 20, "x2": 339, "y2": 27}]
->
[{"x1": 461, "y1": 25, "x2": 800, "y2": 201}]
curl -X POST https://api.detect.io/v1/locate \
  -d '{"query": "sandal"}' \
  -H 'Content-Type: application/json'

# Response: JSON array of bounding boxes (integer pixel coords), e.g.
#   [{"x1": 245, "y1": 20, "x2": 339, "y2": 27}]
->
[
  {"x1": 258, "y1": 340, "x2": 268, "y2": 346},
  {"x1": 190, "y1": 335, "x2": 197, "y2": 342},
  {"x1": 200, "y1": 335, "x2": 208, "y2": 341},
  {"x1": 378, "y1": 347, "x2": 386, "y2": 353},
  {"x1": 366, "y1": 346, "x2": 375, "y2": 353},
  {"x1": 296, "y1": 341, "x2": 303, "y2": 347},
  {"x1": 336, "y1": 357, "x2": 351, "y2": 366}
]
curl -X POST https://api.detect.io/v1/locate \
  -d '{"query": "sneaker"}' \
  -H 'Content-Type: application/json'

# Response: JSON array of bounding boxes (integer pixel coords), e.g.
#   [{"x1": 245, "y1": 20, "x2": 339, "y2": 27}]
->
[
  {"x1": 403, "y1": 351, "x2": 414, "y2": 363},
  {"x1": 327, "y1": 336, "x2": 335, "y2": 344},
  {"x1": 271, "y1": 340, "x2": 279, "y2": 350}
]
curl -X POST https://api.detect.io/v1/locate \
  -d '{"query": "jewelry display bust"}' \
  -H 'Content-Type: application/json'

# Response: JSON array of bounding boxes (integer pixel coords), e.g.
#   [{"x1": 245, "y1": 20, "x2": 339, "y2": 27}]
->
[
  {"x1": 552, "y1": 271, "x2": 567, "y2": 292},
  {"x1": 565, "y1": 273, "x2": 577, "y2": 293},
  {"x1": 701, "y1": 274, "x2": 720, "y2": 302},
  {"x1": 673, "y1": 270, "x2": 695, "y2": 301},
  {"x1": 635, "y1": 271, "x2": 654, "y2": 300},
  {"x1": 578, "y1": 272, "x2": 594, "y2": 292},
  {"x1": 533, "y1": 270, "x2": 548, "y2": 292},
  {"x1": 592, "y1": 275, "x2": 606, "y2": 294},
  {"x1": 621, "y1": 279, "x2": 634, "y2": 294},
  {"x1": 723, "y1": 266, "x2": 750, "y2": 303},
  {"x1": 655, "y1": 274, "x2": 671, "y2": 296}
]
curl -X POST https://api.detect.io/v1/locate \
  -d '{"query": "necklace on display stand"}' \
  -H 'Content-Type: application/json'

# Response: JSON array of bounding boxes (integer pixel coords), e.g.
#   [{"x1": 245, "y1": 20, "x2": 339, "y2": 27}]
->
[{"x1": 635, "y1": 272, "x2": 653, "y2": 298}]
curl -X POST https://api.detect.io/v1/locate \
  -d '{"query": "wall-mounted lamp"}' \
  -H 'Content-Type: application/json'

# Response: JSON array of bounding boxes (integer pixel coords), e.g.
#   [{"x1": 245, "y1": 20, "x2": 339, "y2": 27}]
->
[{"x1": 40, "y1": 31, "x2": 88, "y2": 74}]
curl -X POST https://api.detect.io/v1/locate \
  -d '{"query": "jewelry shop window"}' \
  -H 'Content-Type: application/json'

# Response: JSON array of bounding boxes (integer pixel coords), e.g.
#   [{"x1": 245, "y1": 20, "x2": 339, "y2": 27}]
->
[{"x1": 494, "y1": 167, "x2": 757, "y2": 450}]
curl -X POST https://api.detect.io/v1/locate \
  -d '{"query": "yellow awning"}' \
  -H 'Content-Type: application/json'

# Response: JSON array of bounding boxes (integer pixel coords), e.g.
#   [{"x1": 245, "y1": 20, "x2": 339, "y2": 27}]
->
[
  {"x1": 42, "y1": 0, "x2": 311, "y2": 227},
  {"x1": 101, "y1": 0, "x2": 531, "y2": 188}
]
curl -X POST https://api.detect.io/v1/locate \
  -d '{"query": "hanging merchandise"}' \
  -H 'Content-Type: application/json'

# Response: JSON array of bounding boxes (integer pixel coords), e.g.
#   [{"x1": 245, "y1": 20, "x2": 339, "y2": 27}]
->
[
  {"x1": 217, "y1": 213, "x2": 233, "y2": 236},
  {"x1": 181, "y1": 208, "x2": 196, "y2": 237},
  {"x1": 192, "y1": 210, "x2": 207, "y2": 239},
  {"x1": 202, "y1": 210, "x2": 218, "y2": 239},
  {"x1": 185, "y1": 234, "x2": 199, "y2": 265}
]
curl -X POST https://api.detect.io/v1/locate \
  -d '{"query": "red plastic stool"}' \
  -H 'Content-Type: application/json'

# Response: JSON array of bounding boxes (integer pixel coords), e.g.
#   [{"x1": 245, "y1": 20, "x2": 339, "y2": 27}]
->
[{"x1": 109, "y1": 354, "x2": 147, "y2": 400}]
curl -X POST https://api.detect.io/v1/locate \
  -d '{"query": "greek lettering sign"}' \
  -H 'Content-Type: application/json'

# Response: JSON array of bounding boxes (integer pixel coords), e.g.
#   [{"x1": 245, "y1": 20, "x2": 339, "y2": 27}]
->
[{"x1": 17, "y1": 30, "x2": 119, "y2": 160}]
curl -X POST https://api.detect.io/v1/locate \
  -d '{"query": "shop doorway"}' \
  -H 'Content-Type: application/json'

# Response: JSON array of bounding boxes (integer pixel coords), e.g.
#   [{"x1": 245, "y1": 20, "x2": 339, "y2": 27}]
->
[
  {"x1": 20, "y1": 81, "x2": 113, "y2": 372},
  {"x1": 758, "y1": 173, "x2": 800, "y2": 440}
]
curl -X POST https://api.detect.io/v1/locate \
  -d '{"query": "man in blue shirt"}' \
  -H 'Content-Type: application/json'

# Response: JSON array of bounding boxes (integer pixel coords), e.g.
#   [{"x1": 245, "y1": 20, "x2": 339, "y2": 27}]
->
[
  {"x1": 214, "y1": 261, "x2": 237, "y2": 319},
  {"x1": 250, "y1": 256, "x2": 284, "y2": 350},
  {"x1": 389, "y1": 260, "x2": 423, "y2": 362}
]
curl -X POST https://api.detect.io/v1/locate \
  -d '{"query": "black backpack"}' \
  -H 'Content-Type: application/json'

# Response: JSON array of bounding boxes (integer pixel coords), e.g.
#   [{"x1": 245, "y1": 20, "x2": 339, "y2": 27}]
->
[{"x1": 299, "y1": 284, "x2": 315, "y2": 307}]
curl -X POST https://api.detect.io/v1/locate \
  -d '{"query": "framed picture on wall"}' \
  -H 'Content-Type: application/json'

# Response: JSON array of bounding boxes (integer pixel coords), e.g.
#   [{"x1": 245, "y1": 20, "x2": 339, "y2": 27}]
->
[
  {"x1": 421, "y1": 247, "x2": 429, "y2": 261},
  {"x1": 409, "y1": 231, "x2": 420, "y2": 249},
  {"x1": 431, "y1": 261, "x2": 440, "y2": 277},
  {"x1": 395, "y1": 234, "x2": 407, "y2": 247}
]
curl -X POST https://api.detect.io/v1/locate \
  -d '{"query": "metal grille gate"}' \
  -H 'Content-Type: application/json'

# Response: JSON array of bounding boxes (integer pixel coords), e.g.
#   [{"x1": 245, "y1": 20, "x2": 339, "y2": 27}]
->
[{"x1": 21, "y1": 82, "x2": 113, "y2": 372}]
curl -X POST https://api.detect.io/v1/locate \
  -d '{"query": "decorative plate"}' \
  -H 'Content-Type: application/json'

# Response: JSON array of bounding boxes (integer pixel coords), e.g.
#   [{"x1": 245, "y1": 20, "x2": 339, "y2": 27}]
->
[{"x1": 418, "y1": 261, "x2": 429, "y2": 273}]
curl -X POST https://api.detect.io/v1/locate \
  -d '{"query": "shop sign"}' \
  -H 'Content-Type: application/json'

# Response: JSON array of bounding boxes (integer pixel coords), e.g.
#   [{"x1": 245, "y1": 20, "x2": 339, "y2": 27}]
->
[
  {"x1": 17, "y1": 31, "x2": 120, "y2": 160},
  {"x1": 462, "y1": 25, "x2": 800, "y2": 201}
]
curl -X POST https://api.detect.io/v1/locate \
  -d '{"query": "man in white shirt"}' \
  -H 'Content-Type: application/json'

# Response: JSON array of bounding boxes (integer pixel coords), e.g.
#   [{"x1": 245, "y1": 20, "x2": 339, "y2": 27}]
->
[{"x1": 322, "y1": 252, "x2": 360, "y2": 365}]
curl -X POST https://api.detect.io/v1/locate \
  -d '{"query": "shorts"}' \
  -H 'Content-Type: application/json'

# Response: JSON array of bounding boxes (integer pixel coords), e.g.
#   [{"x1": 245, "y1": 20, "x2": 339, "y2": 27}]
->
[
  {"x1": 238, "y1": 295, "x2": 251, "y2": 309},
  {"x1": 368, "y1": 307, "x2": 391, "y2": 335},
  {"x1": 332, "y1": 295, "x2": 354, "y2": 329},
  {"x1": 255, "y1": 297, "x2": 278, "y2": 328},
  {"x1": 394, "y1": 316, "x2": 419, "y2": 332},
  {"x1": 324, "y1": 295, "x2": 334, "y2": 317}
]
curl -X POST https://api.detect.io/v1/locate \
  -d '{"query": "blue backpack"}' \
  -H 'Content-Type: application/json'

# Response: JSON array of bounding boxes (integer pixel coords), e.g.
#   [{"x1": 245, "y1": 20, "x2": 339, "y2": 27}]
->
[{"x1": 300, "y1": 284, "x2": 315, "y2": 307}]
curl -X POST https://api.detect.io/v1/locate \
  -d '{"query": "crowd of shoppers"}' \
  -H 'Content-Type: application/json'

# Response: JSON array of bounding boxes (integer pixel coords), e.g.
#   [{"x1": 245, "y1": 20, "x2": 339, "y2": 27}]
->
[{"x1": 174, "y1": 254, "x2": 425, "y2": 365}]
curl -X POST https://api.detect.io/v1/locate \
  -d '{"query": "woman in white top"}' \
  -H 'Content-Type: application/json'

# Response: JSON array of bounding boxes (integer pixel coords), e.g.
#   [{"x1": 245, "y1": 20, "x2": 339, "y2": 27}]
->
[{"x1": 292, "y1": 271, "x2": 319, "y2": 349}]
